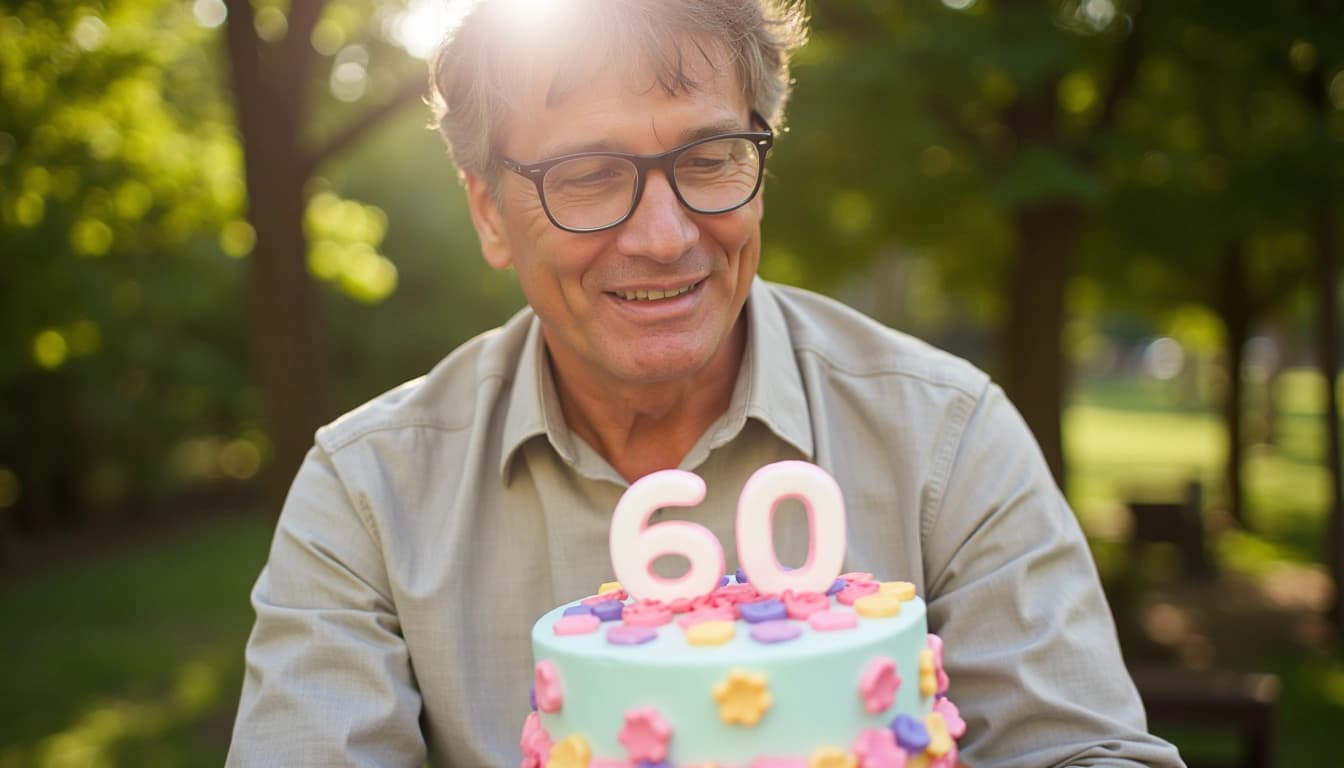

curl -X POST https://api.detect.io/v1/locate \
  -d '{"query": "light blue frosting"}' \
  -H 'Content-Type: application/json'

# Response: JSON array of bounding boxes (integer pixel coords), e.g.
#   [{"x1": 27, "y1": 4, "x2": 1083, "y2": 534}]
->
[{"x1": 532, "y1": 589, "x2": 933, "y2": 765}]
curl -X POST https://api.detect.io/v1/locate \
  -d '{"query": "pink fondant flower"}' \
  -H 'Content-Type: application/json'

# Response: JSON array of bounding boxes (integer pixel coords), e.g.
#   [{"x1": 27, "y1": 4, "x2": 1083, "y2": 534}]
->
[
  {"x1": 693, "y1": 591, "x2": 742, "y2": 617},
  {"x1": 837, "y1": 580, "x2": 881, "y2": 606},
  {"x1": 533, "y1": 660, "x2": 563, "y2": 713},
  {"x1": 852, "y1": 727, "x2": 908, "y2": 768},
  {"x1": 933, "y1": 697, "x2": 966, "y2": 738},
  {"x1": 750, "y1": 758, "x2": 810, "y2": 768},
  {"x1": 622, "y1": 598, "x2": 674, "y2": 627},
  {"x1": 618, "y1": 706, "x2": 672, "y2": 763},
  {"x1": 781, "y1": 590, "x2": 829, "y2": 620},
  {"x1": 926, "y1": 634, "x2": 950, "y2": 695},
  {"x1": 712, "y1": 583, "x2": 762, "y2": 604},
  {"x1": 519, "y1": 711, "x2": 553, "y2": 768},
  {"x1": 858, "y1": 657, "x2": 901, "y2": 714}
]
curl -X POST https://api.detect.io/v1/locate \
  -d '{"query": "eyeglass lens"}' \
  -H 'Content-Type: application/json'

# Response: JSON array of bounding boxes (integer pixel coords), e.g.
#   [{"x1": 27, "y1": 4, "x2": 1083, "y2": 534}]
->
[{"x1": 540, "y1": 137, "x2": 762, "y2": 231}]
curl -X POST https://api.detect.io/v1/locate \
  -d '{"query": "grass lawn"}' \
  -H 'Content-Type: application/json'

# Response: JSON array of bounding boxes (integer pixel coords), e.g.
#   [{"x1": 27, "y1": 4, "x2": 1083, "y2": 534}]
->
[
  {"x1": 1, "y1": 514, "x2": 272, "y2": 768},
  {"x1": 0, "y1": 370, "x2": 1339, "y2": 766},
  {"x1": 1069, "y1": 368, "x2": 1344, "y2": 767}
]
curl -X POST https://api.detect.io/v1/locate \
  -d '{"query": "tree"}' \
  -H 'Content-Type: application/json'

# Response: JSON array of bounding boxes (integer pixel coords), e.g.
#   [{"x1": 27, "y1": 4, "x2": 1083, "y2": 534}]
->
[
  {"x1": 0, "y1": 0, "x2": 252, "y2": 532},
  {"x1": 766, "y1": 0, "x2": 1144, "y2": 488},
  {"x1": 219, "y1": 0, "x2": 426, "y2": 510},
  {"x1": 1294, "y1": 0, "x2": 1344, "y2": 635},
  {"x1": 0, "y1": 0, "x2": 435, "y2": 533},
  {"x1": 1086, "y1": 0, "x2": 1337, "y2": 530}
]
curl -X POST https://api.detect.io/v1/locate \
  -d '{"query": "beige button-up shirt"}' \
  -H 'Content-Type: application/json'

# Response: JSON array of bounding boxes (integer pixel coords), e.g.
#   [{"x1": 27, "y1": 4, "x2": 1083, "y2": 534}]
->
[{"x1": 227, "y1": 280, "x2": 1183, "y2": 768}]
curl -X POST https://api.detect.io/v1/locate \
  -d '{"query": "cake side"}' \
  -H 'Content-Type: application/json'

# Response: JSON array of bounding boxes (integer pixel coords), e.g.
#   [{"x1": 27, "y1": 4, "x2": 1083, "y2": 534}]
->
[{"x1": 523, "y1": 574, "x2": 964, "y2": 767}]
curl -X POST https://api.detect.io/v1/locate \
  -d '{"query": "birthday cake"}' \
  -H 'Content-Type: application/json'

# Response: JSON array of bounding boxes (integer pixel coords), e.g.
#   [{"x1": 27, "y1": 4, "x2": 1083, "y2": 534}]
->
[{"x1": 518, "y1": 462, "x2": 966, "y2": 767}]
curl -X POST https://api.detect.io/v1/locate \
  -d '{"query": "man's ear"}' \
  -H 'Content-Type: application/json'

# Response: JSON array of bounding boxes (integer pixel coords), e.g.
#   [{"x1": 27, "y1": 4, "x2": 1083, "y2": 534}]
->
[{"x1": 463, "y1": 171, "x2": 512, "y2": 270}]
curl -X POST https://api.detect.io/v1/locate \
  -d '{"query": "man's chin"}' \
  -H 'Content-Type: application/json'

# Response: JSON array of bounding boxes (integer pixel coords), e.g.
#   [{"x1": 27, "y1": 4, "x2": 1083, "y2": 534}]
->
[{"x1": 605, "y1": 342, "x2": 722, "y2": 386}]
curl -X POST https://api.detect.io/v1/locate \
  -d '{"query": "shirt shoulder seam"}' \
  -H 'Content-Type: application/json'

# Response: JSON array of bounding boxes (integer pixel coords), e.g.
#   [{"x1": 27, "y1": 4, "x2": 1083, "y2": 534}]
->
[
  {"x1": 318, "y1": 371, "x2": 511, "y2": 454},
  {"x1": 790, "y1": 342, "x2": 986, "y2": 398}
]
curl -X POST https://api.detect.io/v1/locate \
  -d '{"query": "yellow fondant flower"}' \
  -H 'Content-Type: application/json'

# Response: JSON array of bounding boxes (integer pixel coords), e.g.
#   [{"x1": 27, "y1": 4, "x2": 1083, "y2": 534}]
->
[
  {"x1": 924, "y1": 711, "x2": 953, "y2": 757},
  {"x1": 712, "y1": 669, "x2": 773, "y2": 726},
  {"x1": 686, "y1": 619, "x2": 736, "y2": 646},
  {"x1": 809, "y1": 746, "x2": 857, "y2": 768},
  {"x1": 879, "y1": 581, "x2": 917, "y2": 601},
  {"x1": 545, "y1": 733, "x2": 590, "y2": 768},
  {"x1": 854, "y1": 593, "x2": 902, "y2": 618},
  {"x1": 918, "y1": 649, "x2": 937, "y2": 696}
]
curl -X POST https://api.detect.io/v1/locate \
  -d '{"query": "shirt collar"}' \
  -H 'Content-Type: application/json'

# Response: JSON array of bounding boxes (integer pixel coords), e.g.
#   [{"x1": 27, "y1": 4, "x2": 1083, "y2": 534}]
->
[
  {"x1": 499, "y1": 317, "x2": 576, "y2": 481},
  {"x1": 736, "y1": 279, "x2": 814, "y2": 459},
  {"x1": 498, "y1": 279, "x2": 815, "y2": 482}
]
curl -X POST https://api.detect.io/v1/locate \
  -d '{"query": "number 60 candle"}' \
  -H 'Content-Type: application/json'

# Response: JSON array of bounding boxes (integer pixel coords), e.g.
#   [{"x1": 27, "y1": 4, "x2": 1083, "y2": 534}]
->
[{"x1": 609, "y1": 460, "x2": 847, "y2": 602}]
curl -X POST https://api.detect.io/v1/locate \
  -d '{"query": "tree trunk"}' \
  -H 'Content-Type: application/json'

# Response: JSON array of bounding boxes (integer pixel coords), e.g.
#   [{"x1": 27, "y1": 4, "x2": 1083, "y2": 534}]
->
[
  {"x1": 223, "y1": 0, "x2": 330, "y2": 513},
  {"x1": 1297, "y1": 12, "x2": 1344, "y2": 636},
  {"x1": 1214, "y1": 241, "x2": 1251, "y2": 530},
  {"x1": 1316, "y1": 207, "x2": 1344, "y2": 635},
  {"x1": 1001, "y1": 202, "x2": 1080, "y2": 489}
]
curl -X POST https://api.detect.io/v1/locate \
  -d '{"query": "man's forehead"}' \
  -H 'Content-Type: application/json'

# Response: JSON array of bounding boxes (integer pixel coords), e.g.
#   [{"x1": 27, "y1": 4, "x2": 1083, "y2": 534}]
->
[{"x1": 501, "y1": 41, "x2": 747, "y2": 157}]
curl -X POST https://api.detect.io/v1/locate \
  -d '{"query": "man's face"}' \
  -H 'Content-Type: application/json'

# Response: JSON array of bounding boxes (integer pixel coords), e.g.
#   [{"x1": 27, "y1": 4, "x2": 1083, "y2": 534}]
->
[{"x1": 465, "y1": 46, "x2": 763, "y2": 394}]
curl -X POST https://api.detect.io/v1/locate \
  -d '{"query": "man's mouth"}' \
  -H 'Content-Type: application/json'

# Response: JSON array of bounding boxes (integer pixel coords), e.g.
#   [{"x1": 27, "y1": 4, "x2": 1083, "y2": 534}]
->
[{"x1": 612, "y1": 281, "x2": 699, "y2": 302}]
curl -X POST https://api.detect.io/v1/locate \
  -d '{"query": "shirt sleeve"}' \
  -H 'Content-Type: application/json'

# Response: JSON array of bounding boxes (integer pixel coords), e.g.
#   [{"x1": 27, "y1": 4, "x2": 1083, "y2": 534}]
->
[
  {"x1": 226, "y1": 446, "x2": 426, "y2": 767},
  {"x1": 922, "y1": 383, "x2": 1185, "y2": 768}
]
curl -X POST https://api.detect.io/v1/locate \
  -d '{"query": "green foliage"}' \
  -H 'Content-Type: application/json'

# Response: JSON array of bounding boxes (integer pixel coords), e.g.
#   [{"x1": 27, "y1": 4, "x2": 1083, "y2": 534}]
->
[
  {"x1": 0, "y1": 0, "x2": 257, "y2": 524},
  {"x1": 316, "y1": 107, "x2": 524, "y2": 413},
  {"x1": 1084, "y1": 0, "x2": 1344, "y2": 317},
  {"x1": 1, "y1": 0, "x2": 1339, "y2": 537},
  {"x1": 0, "y1": 0, "x2": 453, "y2": 526},
  {"x1": 305, "y1": 187, "x2": 397, "y2": 304},
  {"x1": 763, "y1": 0, "x2": 1139, "y2": 329}
]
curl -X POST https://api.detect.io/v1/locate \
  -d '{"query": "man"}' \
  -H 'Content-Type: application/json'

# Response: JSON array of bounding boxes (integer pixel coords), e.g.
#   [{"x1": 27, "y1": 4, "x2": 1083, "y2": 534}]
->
[{"x1": 228, "y1": 1, "x2": 1184, "y2": 766}]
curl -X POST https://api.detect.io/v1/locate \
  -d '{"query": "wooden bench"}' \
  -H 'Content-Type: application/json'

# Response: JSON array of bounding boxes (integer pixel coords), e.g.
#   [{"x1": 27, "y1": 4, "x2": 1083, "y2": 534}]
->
[
  {"x1": 1131, "y1": 667, "x2": 1280, "y2": 768},
  {"x1": 1127, "y1": 480, "x2": 1213, "y2": 578}
]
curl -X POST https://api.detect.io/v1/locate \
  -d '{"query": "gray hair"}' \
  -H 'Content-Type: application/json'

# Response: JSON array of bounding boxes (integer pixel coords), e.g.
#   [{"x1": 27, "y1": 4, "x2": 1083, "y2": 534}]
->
[{"x1": 427, "y1": 0, "x2": 808, "y2": 182}]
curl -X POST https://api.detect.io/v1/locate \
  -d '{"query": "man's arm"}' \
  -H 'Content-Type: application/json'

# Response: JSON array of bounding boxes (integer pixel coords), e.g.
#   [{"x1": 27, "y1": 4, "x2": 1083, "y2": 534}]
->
[
  {"x1": 923, "y1": 384, "x2": 1184, "y2": 768},
  {"x1": 227, "y1": 447, "x2": 426, "y2": 767}
]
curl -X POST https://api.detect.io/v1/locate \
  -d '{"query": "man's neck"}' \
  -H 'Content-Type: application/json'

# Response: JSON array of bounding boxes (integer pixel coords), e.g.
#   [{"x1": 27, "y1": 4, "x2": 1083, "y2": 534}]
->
[{"x1": 548, "y1": 321, "x2": 747, "y2": 483}]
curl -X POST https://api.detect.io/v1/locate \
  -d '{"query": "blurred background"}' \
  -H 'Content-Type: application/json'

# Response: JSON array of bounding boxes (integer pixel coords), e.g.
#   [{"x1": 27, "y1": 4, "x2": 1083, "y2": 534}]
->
[{"x1": 2, "y1": 0, "x2": 1341, "y2": 765}]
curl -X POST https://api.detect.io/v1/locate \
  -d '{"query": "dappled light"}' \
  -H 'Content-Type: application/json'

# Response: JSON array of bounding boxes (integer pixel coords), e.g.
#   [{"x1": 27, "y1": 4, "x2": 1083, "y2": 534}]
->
[
  {"x1": 28, "y1": 659, "x2": 221, "y2": 768},
  {"x1": 304, "y1": 189, "x2": 398, "y2": 303},
  {"x1": 329, "y1": 44, "x2": 370, "y2": 102}
]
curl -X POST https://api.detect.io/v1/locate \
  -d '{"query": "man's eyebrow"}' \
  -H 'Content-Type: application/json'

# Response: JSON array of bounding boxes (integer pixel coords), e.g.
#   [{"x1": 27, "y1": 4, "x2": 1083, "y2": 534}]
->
[
  {"x1": 537, "y1": 118, "x2": 752, "y2": 159},
  {"x1": 681, "y1": 118, "x2": 748, "y2": 143}
]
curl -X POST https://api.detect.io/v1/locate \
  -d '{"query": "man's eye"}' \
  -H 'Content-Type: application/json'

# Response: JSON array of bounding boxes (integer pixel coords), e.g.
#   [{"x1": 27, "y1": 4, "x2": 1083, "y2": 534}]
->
[{"x1": 569, "y1": 169, "x2": 618, "y2": 185}]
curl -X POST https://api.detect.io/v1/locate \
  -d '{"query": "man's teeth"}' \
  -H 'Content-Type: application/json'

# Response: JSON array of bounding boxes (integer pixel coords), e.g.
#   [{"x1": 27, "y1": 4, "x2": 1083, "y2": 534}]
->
[{"x1": 615, "y1": 284, "x2": 694, "y2": 301}]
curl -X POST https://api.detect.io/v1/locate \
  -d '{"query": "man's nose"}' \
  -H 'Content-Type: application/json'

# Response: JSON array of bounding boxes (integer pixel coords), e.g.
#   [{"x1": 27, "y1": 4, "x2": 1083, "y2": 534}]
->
[{"x1": 614, "y1": 170, "x2": 699, "y2": 262}]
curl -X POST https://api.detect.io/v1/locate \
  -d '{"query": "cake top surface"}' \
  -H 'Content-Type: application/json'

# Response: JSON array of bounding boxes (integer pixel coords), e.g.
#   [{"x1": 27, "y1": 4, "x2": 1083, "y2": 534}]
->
[{"x1": 533, "y1": 572, "x2": 928, "y2": 666}]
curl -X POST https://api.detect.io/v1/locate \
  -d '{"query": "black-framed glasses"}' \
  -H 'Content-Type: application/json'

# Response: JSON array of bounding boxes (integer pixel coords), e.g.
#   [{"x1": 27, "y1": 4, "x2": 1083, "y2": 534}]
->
[{"x1": 498, "y1": 114, "x2": 774, "y2": 233}]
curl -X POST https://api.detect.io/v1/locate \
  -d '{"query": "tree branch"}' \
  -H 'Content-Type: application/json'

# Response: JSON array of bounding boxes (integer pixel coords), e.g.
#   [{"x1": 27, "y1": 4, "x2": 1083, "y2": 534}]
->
[
  {"x1": 301, "y1": 73, "x2": 429, "y2": 177},
  {"x1": 1077, "y1": 7, "x2": 1147, "y2": 164},
  {"x1": 282, "y1": 0, "x2": 328, "y2": 125},
  {"x1": 284, "y1": 0, "x2": 328, "y2": 75},
  {"x1": 222, "y1": 0, "x2": 267, "y2": 154}
]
